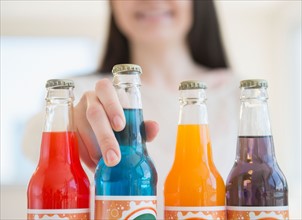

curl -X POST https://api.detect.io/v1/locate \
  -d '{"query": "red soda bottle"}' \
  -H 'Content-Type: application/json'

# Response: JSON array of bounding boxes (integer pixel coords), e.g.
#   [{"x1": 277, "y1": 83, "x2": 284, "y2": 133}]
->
[{"x1": 27, "y1": 79, "x2": 90, "y2": 219}]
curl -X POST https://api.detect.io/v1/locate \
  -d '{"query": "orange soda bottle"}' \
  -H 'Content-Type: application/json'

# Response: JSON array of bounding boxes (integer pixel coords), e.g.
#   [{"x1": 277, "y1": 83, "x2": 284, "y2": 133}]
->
[{"x1": 164, "y1": 80, "x2": 226, "y2": 219}]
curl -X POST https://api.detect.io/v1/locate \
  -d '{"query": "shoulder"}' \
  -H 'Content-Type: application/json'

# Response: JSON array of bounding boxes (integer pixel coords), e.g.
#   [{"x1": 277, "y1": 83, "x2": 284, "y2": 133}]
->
[
  {"x1": 194, "y1": 66, "x2": 240, "y2": 94},
  {"x1": 208, "y1": 68, "x2": 240, "y2": 90},
  {"x1": 202, "y1": 68, "x2": 241, "y2": 120}
]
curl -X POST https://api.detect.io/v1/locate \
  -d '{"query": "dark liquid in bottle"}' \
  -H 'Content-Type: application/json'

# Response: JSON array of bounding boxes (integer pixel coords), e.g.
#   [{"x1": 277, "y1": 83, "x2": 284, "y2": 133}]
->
[{"x1": 226, "y1": 136, "x2": 288, "y2": 206}]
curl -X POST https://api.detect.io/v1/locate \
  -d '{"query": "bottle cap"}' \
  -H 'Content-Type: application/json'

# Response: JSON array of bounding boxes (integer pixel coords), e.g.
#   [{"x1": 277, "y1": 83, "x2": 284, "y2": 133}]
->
[
  {"x1": 179, "y1": 80, "x2": 207, "y2": 90},
  {"x1": 112, "y1": 64, "x2": 142, "y2": 75},
  {"x1": 46, "y1": 79, "x2": 75, "y2": 89},
  {"x1": 240, "y1": 79, "x2": 268, "y2": 89}
]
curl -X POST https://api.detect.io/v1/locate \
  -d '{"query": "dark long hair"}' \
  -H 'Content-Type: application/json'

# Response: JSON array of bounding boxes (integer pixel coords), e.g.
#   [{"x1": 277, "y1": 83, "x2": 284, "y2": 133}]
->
[{"x1": 99, "y1": 1, "x2": 228, "y2": 73}]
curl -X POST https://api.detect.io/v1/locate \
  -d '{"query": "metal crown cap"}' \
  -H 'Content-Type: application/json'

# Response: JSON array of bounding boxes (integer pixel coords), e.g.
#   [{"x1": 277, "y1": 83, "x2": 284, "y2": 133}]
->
[
  {"x1": 112, "y1": 64, "x2": 142, "y2": 75},
  {"x1": 240, "y1": 79, "x2": 268, "y2": 89},
  {"x1": 46, "y1": 79, "x2": 75, "y2": 89},
  {"x1": 179, "y1": 80, "x2": 207, "y2": 90}
]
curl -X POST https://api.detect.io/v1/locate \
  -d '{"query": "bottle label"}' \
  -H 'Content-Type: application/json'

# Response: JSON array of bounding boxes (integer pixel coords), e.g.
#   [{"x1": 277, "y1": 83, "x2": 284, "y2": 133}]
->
[
  {"x1": 165, "y1": 206, "x2": 226, "y2": 219},
  {"x1": 27, "y1": 209, "x2": 89, "y2": 220},
  {"x1": 95, "y1": 196, "x2": 157, "y2": 220},
  {"x1": 227, "y1": 206, "x2": 289, "y2": 219}
]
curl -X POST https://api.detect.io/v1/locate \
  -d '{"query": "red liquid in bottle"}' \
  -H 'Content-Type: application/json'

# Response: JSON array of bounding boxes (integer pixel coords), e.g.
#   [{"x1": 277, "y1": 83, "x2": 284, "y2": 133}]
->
[{"x1": 27, "y1": 132, "x2": 90, "y2": 219}]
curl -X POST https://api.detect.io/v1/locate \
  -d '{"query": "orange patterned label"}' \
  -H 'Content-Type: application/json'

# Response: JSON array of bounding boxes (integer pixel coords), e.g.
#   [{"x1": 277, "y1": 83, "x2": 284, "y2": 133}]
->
[
  {"x1": 165, "y1": 206, "x2": 226, "y2": 219},
  {"x1": 95, "y1": 196, "x2": 157, "y2": 220},
  {"x1": 227, "y1": 206, "x2": 289, "y2": 219},
  {"x1": 27, "y1": 209, "x2": 89, "y2": 220}
]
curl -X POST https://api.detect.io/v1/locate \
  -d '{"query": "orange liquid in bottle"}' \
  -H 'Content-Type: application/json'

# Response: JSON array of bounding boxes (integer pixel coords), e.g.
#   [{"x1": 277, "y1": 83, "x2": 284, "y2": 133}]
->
[{"x1": 164, "y1": 124, "x2": 225, "y2": 219}]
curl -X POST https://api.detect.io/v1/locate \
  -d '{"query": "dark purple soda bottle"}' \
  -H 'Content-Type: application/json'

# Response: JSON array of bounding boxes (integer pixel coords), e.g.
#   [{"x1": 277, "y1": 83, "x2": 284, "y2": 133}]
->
[{"x1": 226, "y1": 79, "x2": 288, "y2": 219}]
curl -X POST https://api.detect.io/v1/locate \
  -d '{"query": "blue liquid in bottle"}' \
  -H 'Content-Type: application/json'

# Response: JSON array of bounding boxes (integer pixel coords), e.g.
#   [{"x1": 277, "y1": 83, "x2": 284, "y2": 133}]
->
[{"x1": 95, "y1": 108, "x2": 157, "y2": 196}]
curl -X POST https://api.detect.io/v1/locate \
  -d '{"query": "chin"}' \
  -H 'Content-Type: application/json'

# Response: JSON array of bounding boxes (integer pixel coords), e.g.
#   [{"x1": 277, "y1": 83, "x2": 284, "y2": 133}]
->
[{"x1": 135, "y1": 30, "x2": 179, "y2": 45}]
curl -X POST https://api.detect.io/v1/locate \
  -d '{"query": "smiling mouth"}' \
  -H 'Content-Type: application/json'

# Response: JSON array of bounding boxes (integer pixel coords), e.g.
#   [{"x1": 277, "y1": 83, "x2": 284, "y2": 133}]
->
[{"x1": 135, "y1": 10, "x2": 173, "y2": 21}]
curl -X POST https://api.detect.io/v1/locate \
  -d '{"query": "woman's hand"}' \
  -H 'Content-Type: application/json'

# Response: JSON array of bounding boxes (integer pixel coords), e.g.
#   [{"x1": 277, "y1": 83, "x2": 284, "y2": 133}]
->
[{"x1": 74, "y1": 78, "x2": 159, "y2": 171}]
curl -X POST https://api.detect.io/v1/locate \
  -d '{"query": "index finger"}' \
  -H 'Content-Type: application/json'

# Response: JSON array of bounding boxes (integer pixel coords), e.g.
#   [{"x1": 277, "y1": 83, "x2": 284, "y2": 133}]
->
[{"x1": 95, "y1": 79, "x2": 125, "y2": 132}]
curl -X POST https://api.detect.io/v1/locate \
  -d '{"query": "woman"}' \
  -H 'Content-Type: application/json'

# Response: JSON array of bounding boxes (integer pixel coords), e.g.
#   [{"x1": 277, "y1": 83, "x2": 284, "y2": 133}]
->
[
  {"x1": 75, "y1": 0, "x2": 237, "y2": 163},
  {"x1": 24, "y1": 0, "x2": 239, "y2": 218}
]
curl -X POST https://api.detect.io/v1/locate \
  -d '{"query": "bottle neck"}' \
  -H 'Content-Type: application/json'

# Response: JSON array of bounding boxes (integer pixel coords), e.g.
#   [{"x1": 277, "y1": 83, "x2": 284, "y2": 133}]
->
[
  {"x1": 238, "y1": 87, "x2": 272, "y2": 136},
  {"x1": 113, "y1": 73, "x2": 146, "y2": 154},
  {"x1": 44, "y1": 88, "x2": 75, "y2": 132},
  {"x1": 236, "y1": 136, "x2": 276, "y2": 163},
  {"x1": 39, "y1": 88, "x2": 77, "y2": 165},
  {"x1": 175, "y1": 89, "x2": 212, "y2": 165},
  {"x1": 178, "y1": 89, "x2": 208, "y2": 125},
  {"x1": 237, "y1": 87, "x2": 275, "y2": 162},
  {"x1": 113, "y1": 73, "x2": 142, "y2": 109}
]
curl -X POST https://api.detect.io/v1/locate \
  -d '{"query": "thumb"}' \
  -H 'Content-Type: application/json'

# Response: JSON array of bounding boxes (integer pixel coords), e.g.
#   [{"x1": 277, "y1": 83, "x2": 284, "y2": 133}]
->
[{"x1": 144, "y1": 120, "x2": 159, "y2": 142}]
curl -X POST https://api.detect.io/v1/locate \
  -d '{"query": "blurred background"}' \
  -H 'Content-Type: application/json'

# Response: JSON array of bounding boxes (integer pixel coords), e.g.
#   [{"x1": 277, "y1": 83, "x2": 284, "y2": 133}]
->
[{"x1": 1, "y1": 0, "x2": 301, "y2": 219}]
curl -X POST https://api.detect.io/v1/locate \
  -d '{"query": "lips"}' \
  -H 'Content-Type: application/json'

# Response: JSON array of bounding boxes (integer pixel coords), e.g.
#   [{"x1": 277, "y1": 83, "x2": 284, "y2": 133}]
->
[{"x1": 135, "y1": 9, "x2": 173, "y2": 22}]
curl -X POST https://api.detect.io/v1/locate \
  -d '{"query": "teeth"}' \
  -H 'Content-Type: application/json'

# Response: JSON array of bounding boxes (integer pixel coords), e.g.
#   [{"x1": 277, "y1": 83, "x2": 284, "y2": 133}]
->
[{"x1": 142, "y1": 11, "x2": 168, "y2": 17}]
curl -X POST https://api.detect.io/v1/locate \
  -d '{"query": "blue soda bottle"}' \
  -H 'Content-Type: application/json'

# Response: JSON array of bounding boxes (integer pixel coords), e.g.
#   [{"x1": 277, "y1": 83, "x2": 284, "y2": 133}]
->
[{"x1": 94, "y1": 64, "x2": 158, "y2": 219}]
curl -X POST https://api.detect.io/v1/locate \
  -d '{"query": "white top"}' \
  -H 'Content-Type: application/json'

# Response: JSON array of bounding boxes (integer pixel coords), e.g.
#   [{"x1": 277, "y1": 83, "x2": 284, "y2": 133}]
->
[{"x1": 23, "y1": 69, "x2": 240, "y2": 218}]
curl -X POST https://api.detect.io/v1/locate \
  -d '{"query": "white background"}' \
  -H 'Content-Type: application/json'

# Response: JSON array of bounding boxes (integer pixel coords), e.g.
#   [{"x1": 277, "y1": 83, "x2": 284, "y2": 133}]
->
[{"x1": 1, "y1": 1, "x2": 301, "y2": 219}]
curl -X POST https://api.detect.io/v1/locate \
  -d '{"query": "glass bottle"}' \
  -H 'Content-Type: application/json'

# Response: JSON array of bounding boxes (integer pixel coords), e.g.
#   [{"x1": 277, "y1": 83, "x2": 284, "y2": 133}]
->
[
  {"x1": 94, "y1": 64, "x2": 158, "y2": 220},
  {"x1": 226, "y1": 79, "x2": 289, "y2": 219},
  {"x1": 27, "y1": 79, "x2": 90, "y2": 220},
  {"x1": 164, "y1": 80, "x2": 226, "y2": 219}
]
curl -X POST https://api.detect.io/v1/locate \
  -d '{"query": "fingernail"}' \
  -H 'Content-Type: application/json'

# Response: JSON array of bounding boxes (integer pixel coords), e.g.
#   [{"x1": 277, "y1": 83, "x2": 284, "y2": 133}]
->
[
  {"x1": 113, "y1": 116, "x2": 124, "y2": 130},
  {"x1": 106, "y1": 149, "x2": 119, "y2": 166}
]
